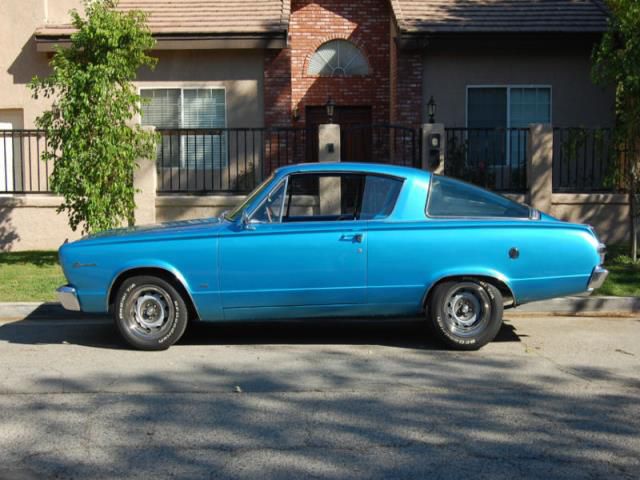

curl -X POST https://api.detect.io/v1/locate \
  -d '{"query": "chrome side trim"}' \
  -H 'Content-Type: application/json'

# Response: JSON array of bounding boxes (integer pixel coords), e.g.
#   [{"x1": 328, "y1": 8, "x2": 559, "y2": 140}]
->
[
  {"x1": 57, "y1": 285, "x2": 81, "y2": 311},
  {"x1": 588, "y1": 266, "x2": 609, "y2": 291}
]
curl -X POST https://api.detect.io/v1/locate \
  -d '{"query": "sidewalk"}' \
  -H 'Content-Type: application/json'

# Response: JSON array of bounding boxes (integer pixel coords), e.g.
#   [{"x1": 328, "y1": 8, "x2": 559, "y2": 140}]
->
[{"x1": 0, "y1": 296, "x2": 638, "y2": 321}]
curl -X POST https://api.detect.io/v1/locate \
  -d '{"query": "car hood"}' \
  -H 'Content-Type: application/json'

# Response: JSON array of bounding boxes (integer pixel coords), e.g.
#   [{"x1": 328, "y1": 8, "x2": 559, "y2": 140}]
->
[{"x1": 76, "y1": 218, "x2": 226, "y2": 245}]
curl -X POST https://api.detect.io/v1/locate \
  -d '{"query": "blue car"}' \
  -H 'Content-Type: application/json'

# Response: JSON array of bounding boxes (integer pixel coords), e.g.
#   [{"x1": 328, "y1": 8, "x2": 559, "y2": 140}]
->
[{"x1": 57, "y1": 163, "x2": 608, "y2": 351}]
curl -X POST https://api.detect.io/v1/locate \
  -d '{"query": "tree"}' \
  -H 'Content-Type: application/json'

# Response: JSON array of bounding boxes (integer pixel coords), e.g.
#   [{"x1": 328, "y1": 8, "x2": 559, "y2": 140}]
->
[
  {"x1": 592, "y1": 0, "x2": 640, "y2": 261},
  {"x1": 30, "y1": 0, "x2": 157, "y2": 234}
]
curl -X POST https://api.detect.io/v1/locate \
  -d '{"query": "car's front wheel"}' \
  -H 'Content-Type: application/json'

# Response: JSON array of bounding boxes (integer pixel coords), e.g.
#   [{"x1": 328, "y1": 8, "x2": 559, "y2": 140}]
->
[
  {"x1": 114, "y1": 275, "x2": 189, "y2": 351},
  {"x1": 428, "y1": 280, "x2": 503, "y2": 350}
]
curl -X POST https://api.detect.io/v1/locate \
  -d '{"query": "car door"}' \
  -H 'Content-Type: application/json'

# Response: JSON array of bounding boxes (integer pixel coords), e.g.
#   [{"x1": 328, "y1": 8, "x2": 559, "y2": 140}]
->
[{"x1": 218, "y1": 172, "x2": 367, "y2": 314}]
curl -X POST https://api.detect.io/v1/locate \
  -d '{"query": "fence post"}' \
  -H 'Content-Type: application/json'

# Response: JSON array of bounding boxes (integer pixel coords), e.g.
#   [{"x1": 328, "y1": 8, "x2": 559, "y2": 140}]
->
[
  {"x1": 421, "y1": 123, "x2": 445, "y2": 174},
  {"x1": 318, "y1": 123, "x2": 341, "y2": 163},
  {"x1": 317, "y1": 123, "x2": 341, "y2": 214},
  {"x1": 527, "y1": 123, "x2": 553, "y2": 212},
  {"x1": 134, "y1": 126, "x2": 157, "y2": 225}
]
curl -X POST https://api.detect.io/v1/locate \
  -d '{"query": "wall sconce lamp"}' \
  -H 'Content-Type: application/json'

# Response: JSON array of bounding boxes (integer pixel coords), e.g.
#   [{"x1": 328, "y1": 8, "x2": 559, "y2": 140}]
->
[
  {"x1": 427, "y1": 96, "x2": 437, "y2": 124},
  {"x1": 325, "y1": 96, "x2": 336, "y2": 124}
]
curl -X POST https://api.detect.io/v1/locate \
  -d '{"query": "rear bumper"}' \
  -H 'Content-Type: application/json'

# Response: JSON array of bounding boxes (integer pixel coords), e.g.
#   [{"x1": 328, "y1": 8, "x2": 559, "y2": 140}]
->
[
  {"x1": 587, "y1": 266, "x2": 609, "y2": 291},
  {"x1": 57, "y1": 285, "x2": 81, "y2": 311}
]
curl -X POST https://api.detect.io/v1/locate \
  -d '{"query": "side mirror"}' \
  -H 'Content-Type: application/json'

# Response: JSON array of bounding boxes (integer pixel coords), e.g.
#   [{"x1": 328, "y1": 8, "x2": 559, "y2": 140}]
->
[{"x1": 241, "y1": 210, "x2": 255, "y2": 230}]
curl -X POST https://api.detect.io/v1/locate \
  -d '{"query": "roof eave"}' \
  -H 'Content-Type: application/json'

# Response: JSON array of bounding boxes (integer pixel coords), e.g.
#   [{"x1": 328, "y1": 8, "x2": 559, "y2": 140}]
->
[
  {"x1": 34, "y1": 31, "x2": 288, "y2": 52},
  {"x1": 396, "y1": 29, "x2": 607, "y2": 51}
]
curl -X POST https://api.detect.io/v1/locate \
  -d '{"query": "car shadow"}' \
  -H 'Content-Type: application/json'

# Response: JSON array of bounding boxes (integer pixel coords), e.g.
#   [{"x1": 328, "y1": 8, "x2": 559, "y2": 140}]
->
[{"x1": 0, "y1": 314, "x2": 522, "y2": 351}]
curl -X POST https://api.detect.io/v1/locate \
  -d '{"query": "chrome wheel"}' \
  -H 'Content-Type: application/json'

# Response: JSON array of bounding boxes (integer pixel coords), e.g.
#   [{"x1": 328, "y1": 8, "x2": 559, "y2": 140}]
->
[
  {"x1": 125, "y1": 285, "x2": 175, "y2": 340},
  {"x1": 443, "y1": 285, "x2": 491, "y2": 337}
]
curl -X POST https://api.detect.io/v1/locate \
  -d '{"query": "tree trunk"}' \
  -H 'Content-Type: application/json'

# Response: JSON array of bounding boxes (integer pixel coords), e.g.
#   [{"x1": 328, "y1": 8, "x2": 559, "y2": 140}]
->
[{"x1": 631, "y1": 190, "x2": 638, "y2": 262}]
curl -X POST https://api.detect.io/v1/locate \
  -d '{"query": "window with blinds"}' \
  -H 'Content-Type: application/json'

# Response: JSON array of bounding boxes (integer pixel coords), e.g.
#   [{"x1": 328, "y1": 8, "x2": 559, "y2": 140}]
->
[{"x1": 141, "y1": 88, "x2": 227, "y2": 169}]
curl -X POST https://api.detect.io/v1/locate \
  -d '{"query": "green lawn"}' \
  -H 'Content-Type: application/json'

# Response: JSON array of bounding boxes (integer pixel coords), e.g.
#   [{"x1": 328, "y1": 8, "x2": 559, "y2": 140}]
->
[
  {"x1": 0, "y1": 251, "x2": 65, "y2": 302},
  {"x1": 597, "y1": 244, "x2": 640, "y2": 297},
  {"x1": 0, "y1": 246, "x2": 638, "y2": 303}
]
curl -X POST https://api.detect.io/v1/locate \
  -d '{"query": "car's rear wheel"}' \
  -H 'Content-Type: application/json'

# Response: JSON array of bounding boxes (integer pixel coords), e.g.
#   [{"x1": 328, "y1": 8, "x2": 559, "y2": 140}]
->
[
  {"x1": 114, "y1": 275, "x2": 189, "y2": 351},
  {"x1": 428, "y1": 280, "x2": 503, "y2": 350}
]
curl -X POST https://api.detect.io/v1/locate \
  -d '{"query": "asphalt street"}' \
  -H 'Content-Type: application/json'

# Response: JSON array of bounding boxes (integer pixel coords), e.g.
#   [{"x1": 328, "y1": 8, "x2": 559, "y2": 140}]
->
[{"x1": 0, "y1": 313, "x2": 638, "y2": 479}]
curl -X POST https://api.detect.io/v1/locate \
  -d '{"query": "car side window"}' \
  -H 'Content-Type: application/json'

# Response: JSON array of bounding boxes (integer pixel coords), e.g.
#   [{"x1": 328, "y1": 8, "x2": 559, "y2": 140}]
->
[
  {"x1": 360, "y1": 175, "x2": 403, "y2": 220},
  {"x1": 251, "y1": 180, "x2": 287, "y2": 223},
  {"x1": 427, "y1": 176, "x2": 530, "y2": 218},
  {"x1": 283, "y1": 173, "x2": 365, "y2": 222}
]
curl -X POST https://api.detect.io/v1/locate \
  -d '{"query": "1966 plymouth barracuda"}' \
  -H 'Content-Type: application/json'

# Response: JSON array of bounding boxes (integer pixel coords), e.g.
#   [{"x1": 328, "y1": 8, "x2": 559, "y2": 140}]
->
[{"x1": 57, "y1": 162, "x2": 608, "y2": 351}]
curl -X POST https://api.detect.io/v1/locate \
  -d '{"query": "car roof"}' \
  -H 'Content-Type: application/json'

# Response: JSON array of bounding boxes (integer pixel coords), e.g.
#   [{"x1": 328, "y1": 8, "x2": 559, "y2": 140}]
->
[{"x1": 274, "y1": 162, "x2": 432, "y2": 182}]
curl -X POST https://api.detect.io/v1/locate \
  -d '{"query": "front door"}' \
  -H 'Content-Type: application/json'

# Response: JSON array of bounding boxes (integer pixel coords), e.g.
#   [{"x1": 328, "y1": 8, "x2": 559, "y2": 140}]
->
[
  {"x1": 306, "y1": 106, "x2": 372, "y2": 163},
  {"x1": 218, "y1": 172, "x2": 368, "y2": 316}
]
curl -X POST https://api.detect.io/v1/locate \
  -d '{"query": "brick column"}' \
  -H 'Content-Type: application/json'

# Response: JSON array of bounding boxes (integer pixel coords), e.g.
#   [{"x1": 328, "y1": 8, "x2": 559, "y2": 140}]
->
[
  {"x1": 134, "y1": 126, "x2": 157, "y2": 225},
  {"x1": 527, "y1": 123, "x2": 553, "y2": 213}
]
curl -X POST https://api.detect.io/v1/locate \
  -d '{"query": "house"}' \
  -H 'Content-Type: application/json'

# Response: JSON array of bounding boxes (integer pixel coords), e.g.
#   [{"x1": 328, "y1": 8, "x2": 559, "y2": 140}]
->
[{"x1": 0, "y1": 0, "x2": 627, "y2": 251}]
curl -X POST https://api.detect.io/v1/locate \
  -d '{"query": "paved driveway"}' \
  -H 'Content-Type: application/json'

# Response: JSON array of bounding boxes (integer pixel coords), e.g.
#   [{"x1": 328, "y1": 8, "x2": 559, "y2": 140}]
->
[{"x1": 0, "y1": 314, "x2": 638, "y2": 479}]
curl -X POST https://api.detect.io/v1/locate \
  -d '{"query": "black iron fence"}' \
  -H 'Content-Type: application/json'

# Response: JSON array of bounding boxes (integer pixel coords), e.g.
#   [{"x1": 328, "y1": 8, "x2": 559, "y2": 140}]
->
[
  {"x1": 156, "y1": 127, "x2": 312, "y2": 194},
  {"x1": 553, "y1": 127, "x2": 617, "y2": 193},
  {"x1": 3, "y1": 126, "x2": 630, "y2": 197},
  {"x1": 445, "y1": 128, "x2": 528, "y2": 192},
  {"x1": 0, "y1": 130, "x2": 52, "y2": 193}
]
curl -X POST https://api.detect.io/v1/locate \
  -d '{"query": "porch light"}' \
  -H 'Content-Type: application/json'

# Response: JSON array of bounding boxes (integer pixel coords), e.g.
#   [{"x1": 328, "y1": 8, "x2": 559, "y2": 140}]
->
[
  {"x1": 326, "y1": 97, "x2": 336, "y2": 123},
  {"x1": 427, "y1": 96, "x2": 437, "y2": 124}
]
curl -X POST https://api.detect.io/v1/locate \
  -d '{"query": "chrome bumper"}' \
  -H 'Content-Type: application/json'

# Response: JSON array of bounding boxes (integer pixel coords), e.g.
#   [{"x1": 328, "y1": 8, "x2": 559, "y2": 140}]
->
[
  {"x1": 57, "y1": 285, "x2": 81, "y2": 311},
  {"x1": 588, "y1": 266, "x2": 609, "y2": 291}
]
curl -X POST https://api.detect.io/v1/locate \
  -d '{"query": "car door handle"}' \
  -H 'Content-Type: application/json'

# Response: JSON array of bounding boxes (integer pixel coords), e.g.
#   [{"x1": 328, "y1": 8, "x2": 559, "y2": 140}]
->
[{"x1": 340, "y1": 233, "x2": 364, "y2": 243}]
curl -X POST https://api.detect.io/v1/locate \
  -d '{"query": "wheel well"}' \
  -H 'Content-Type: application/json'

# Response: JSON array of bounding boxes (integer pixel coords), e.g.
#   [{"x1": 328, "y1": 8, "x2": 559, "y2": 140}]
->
[
  {"x1": 108, "y1": 267, "x2": 200, "y2": 321},
  {"x1": 423, "y1": 275, "x2": 515, "y2": 312}
]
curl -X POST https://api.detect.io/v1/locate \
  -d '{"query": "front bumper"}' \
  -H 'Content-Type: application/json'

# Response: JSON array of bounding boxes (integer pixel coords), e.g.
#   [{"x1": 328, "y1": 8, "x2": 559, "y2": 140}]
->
[
  {"x1": 57, "y1": 285, "x2": 81, "y2": 311},
  {"x1": 588, "y1": 266, "x2": 609, "y2": 291}
]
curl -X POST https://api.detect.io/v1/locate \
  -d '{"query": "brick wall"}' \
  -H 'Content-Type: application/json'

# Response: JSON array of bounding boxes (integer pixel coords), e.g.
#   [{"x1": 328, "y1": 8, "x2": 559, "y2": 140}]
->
[
  {"x1": 395, "y1": 52, "x2": 423, "y2": 126},
  {"x1": 264, "y1": 49, "x2": 293, "y2": 127},
  {"x1": 264, "y1": 0, "x2": 392, "y2": 127}
]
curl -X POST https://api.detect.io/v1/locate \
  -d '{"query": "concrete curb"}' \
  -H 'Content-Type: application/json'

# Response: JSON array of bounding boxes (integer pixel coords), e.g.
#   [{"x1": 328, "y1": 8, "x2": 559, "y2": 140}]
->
[
  {"x1": 0, "y1": 303, "x2": 108, "y2": 321},
  {"x1": 513, "y1": 296, "x2": 640, "y2": 315},
  {"x1": 0, "y1": 296, "x2": 638, "y2": 321}
]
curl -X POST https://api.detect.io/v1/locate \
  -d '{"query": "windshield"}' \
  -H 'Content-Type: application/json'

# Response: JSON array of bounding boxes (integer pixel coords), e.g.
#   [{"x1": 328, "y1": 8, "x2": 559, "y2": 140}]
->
[{"x1": 225, "y1": 174, "x2": 276, "y2": 222}]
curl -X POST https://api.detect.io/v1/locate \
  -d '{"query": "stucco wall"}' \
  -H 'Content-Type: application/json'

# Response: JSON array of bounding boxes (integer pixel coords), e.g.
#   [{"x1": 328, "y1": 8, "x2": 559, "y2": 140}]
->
[
  {"x1": 137, "y1": 50, "x2": 265, "y2": 128},
  {"x1": 423, "y1": 48, "x2": 615, "y2": 128},
  {"x1": 0, "y1": 196, "x2": 81, "y2": 251},
  {"x1": 1, "y1": 2, "x2": 265, "y2": 129},
  {"x1": 550, "y1": 194, "x2": 629, "y2": 244}
]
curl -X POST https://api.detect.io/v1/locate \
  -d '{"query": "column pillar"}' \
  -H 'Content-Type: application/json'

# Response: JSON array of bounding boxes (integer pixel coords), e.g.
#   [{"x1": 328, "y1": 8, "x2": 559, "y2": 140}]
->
[
  {"x1": 317, "y1": 124, "x2": 341, "y2": 214},
  {"x1": 421, "y1": 123, "x2": 445, "y2": 174},
  {"x1": 133, "y1": 126, "x2": 157, "y2": 225},
  {"x1": 527, "y1": 123, "x2": 553, "y2": 212}
]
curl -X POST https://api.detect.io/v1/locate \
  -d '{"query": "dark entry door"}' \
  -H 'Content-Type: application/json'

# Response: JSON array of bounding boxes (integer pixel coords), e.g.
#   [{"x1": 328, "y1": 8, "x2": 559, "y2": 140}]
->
[{"x1": 306, "y1": 106, "x2": 372, "y2": 162}]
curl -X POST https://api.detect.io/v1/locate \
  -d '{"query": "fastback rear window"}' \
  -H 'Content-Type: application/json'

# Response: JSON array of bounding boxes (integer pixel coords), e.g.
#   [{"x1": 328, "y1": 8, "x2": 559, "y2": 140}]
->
[{"x1": 426, "y1": 176, "x2": 530, "y2": 218}]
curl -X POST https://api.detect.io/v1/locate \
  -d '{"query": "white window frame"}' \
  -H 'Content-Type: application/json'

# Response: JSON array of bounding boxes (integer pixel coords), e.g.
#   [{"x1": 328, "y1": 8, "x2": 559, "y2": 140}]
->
[
  {"x1": 465, "y1": 85, "x2": 552, "y2": 165},
  {"x1": 139, "y1": 86, "x2": 228, "y2": 169}
]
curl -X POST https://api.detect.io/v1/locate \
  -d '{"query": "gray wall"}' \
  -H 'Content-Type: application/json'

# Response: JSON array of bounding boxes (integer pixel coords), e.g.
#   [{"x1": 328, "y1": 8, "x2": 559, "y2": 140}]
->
[{"x1": 423, "y1": 48, "x2": 615, "y2": 128}]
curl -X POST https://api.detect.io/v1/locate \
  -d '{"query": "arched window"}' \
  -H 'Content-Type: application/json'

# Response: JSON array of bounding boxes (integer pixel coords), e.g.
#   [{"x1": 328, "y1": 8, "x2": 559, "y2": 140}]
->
[{"x1": 307, "y1": 40, "x2": 369, "y2": 76}]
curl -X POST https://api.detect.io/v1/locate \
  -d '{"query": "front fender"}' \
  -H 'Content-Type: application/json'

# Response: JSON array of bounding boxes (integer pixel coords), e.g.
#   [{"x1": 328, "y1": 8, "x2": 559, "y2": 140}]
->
[{"x1": 106, "y1": 259, "x2": 194, "y2": 310}]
